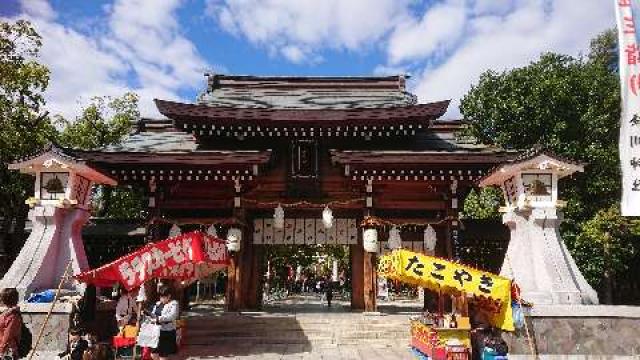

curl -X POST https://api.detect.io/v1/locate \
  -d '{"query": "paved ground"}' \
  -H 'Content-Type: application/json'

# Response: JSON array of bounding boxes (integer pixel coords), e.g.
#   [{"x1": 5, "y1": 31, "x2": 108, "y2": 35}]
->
[
  {"x1": 179, "y1": 294, "x2": 421, "y2": 359},
  {"x1": 180, "y1": 344, "x2": 416, "y2": 359}
]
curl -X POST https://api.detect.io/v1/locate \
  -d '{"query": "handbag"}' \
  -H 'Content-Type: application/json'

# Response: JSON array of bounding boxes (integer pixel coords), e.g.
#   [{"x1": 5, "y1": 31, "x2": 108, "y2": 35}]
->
[{"x1": 137, "y1": 321, "x2": 161, "y2": 348}]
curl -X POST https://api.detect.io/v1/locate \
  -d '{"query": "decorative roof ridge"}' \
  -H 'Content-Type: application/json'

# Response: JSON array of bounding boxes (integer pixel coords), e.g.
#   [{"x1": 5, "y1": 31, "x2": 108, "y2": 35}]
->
[
  {"x1": 477, "y1": 145, "x2": 584, "y2": 186},
  {"x1": 76, "y1": 149, "x2": 272, "y2": 155},
  {"x1": 206, "y1": 74, "x2": 408, "y2": 82},
  {"x1": 155, "y1": 98, "x2": 449, "y2": 111},
  {"x1": 509, "y1": 145, "x2": 584, "y2": 166},
  {"x1": 11, "y1": 142, "x2": 82, "y2": 165}
]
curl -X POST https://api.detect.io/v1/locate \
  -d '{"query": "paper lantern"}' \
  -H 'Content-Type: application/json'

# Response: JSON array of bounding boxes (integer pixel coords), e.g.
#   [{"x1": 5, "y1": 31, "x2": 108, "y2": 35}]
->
[
  {"x1": 388, "y1": 226, "x2": 402, "y2": 250},
  {"x1": 206, "y1": 224, "x2": 218, "y2": 237},
  {"x1": 424, "y1": 225, "x2": 437, "y2": 253},
  {"x1": 227, "y1": 227, "x2": 242, "y2": 252},
  {"x1": 169, "y1": 224, "x2": 182, "y2": 238},
  {"x1": 363, "y1": 228, "x2": 378, "y2": 253},
  {"x1": 322, "y1": 206, "x2": 334, "y2": 229},
  {"x1": 274, "y1": 204, "x2": 285, "y2": 229}
]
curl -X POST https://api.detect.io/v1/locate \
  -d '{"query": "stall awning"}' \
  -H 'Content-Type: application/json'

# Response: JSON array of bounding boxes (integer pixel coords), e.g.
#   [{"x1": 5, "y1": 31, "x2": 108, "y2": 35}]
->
[
  {"x1": 75, "y1": 231, "x2": 229, "y2": 290},
  {"x1": 378, "y1": 249, "x2": 514, "y2": 331}
]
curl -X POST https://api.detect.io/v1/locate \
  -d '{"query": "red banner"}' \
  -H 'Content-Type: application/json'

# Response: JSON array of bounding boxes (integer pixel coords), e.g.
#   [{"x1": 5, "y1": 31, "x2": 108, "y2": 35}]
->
[{"x1": 75, "y1": 231, "x2": 229, "y2": 290}]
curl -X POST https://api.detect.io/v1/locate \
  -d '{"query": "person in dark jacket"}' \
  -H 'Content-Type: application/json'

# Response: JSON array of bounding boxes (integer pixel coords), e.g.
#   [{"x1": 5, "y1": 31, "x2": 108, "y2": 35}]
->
[
  {"x1": 58, "y1": 328, "x2": 89, "y2": 360},
  {"x1": 324, "y1": 277, "x2": 333, "y2": 308},
  {"x1": 0, "y1": 288, "x2": 22, "y2": 360}
]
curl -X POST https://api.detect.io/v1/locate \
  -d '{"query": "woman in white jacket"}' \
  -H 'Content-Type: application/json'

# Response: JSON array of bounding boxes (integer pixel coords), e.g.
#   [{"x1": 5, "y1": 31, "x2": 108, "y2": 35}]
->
[{"x1": 148, "y1": 285, "x2": 179, "y2": 360}]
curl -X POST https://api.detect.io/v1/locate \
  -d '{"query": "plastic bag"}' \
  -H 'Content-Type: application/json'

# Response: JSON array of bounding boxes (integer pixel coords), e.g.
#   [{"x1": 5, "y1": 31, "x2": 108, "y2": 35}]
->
[
  {"x1": 26, "y1": 290, "x2": 55, "y2": 303},
  {"x1": 137, "y1": 322, "x2": 161, "y2": 348},
  {"x1": 512, "y1": 301, "x2": 525, "y2": 330}
]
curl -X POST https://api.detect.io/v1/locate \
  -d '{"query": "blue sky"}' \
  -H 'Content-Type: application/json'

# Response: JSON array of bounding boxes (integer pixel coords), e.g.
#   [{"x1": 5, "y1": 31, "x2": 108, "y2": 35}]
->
[{"x1": 0, "y1": 0, "x2": 615, "y2": 119}]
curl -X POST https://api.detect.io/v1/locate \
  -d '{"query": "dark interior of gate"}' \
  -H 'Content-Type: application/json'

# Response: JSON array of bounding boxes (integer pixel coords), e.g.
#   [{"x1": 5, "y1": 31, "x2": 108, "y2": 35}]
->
[{"x1": 73, "y1": 74, "x2": 517, "y2": 312}]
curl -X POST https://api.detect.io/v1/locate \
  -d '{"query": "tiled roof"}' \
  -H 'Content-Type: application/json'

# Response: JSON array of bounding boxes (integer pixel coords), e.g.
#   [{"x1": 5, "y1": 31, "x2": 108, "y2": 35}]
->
[
  {"x1": 155, "y1": 99, "x2": 450, "y2": 127},
  {"x1": 100, "y1": 130, "x2": 198, "y2": 153},
  {"x1": 197, "y1": 74, "x2": 417, "y2": 109}
]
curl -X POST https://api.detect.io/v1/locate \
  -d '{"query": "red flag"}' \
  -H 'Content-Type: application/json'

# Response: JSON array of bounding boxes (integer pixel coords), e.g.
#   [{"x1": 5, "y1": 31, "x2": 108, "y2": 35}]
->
[{"x1": 75, "y1": 231, "x2": 229, "y2": 290}]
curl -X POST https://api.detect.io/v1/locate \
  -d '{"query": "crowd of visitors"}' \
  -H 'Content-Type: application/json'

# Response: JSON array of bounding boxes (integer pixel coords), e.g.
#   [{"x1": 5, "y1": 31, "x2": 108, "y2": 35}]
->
[{"x1": 0, "y1": 280, "x2": 183, "y2": 360}]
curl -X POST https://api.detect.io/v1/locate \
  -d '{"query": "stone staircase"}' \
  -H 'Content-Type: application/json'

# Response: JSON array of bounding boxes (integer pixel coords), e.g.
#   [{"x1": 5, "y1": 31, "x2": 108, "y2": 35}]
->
[{"x1": 184, "y1": 312, "x2": 412, "y2": 348}]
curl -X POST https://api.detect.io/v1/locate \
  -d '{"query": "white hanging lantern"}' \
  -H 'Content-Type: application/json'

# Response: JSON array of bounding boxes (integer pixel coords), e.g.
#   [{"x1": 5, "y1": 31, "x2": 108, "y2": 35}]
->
[
  {"x1": 206, "y1": 224, "x2": 218, "y2": 237},
  {"x1": 274, "y1": 204, "x2": 285, "y2": 229},
  {"x1": 322, "y1": 206, "x2": 334, "y2": 229},
  {"x1": 424, "y1": 225, "x2": 437, "y2": 253},
  {"x1": 388, "y1": 226, "x2": 402, "y2": 250},
  {"x1": 227, "y1": 227, "x2": 242, "y2": 252},
  {"x1": 363, "y1": 228, "x2": 378, "y2": 253},
  {"x1": 169, "y1": 224, "x2": 181, "y2": 238}
]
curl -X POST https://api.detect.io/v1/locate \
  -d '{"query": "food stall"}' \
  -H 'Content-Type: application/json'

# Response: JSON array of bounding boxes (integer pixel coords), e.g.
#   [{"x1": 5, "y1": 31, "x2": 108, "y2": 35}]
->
[
  {"x1": 378, "y1": 249, "x2": 515, "y2": 360},
  {"x1": 75, "y1": 230, "x2": 230, "y2": 358}
]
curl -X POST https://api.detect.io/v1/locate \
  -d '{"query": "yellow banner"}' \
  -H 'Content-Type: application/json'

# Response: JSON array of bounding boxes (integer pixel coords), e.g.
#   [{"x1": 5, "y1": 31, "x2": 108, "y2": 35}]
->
[{"x1": 378, "y1": 249, "x2": 514, "y2": 331}]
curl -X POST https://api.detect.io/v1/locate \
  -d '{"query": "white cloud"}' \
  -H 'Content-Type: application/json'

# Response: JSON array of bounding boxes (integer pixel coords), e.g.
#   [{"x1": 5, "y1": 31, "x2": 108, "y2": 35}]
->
[
  {"x1": 207, "y1": 0, "x2": 614, "y2": 118},
  {"x1": 401, "y1": 0, "x2": 615, "y2": 117},
  {"x1": 19, "y1": 0, "x2": 56, "y2": 21},
  {"x1": 280, "y1": 45, "x2": 306, "y2": 64},
  {"x1": 206, "y1": 0, "x2": 412, "y2": 61},
  {"x1": 7, "y1": 0, "x2": 210, "y2": 119},
  {"x1": 387, "y1": 0, "x2": 467, "y2": 64}
]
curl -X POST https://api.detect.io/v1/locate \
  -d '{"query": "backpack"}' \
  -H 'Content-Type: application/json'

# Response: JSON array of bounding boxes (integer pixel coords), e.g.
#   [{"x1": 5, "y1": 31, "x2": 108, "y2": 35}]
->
[{"x1": 17, "y1": 316, "x2": 33, "y2": 358}]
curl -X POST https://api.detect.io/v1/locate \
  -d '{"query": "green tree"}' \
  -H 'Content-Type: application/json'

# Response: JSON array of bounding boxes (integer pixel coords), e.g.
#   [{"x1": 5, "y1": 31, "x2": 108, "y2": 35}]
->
[
  {"x1": 572, "y1": 206, "x2": 639, "y2": 303},
  {"x1": 56, "y1": 93, "x2": 146, "y2": 219},
  {"x1": 57, "y1": 93, "x2": 137, "y2": 150},
  {"x1": 0, "y1": 20, "x2": 56, "y2": 271},
  {"x1": 461, "y1": 187, "x2": 502, "y2": 220},
  {"x1": 459, "y1": 30, "x2": 640, "y2": 302}
]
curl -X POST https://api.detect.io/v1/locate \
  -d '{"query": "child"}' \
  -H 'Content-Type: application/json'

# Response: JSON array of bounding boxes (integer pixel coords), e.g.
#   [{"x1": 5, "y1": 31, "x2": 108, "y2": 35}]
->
[{"x1": 58, "y1": 328, "x2": 88, "y2": 360}]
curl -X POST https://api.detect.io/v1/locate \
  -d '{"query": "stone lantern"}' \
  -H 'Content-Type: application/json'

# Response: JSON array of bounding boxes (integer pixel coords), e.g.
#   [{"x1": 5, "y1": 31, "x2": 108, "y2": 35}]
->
[
  {"x1": 1, "y1": 145, "x2": 116, "y2": 299},
  {"x1": 479, "y1": 148, "x2": 598, "y2": 305}
]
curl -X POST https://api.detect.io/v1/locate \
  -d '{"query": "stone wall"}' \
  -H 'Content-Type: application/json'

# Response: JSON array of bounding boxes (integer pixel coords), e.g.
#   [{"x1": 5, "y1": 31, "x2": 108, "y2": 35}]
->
[
  {"x1": 20, "y1": 301, "x2": 117, "y2": 352},
  {"x1": 504, "y1": 305, "x2": 640, "y2": 357}
]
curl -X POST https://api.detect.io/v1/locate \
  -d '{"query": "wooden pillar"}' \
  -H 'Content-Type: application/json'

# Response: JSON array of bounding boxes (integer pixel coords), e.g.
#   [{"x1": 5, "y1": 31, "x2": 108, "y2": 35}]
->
[
  {"x1": 240, "y1": 223, "x2": 261, "y2": 310},
  {"x1": 363, "y1": 251, "x2": 377, "y2": 312},
  {"x1": 226, "y1": 253, "x2": 239, "y2": 311},
  {"x1": 350, "y1": 243, "x2": 365, "y2": 310}
]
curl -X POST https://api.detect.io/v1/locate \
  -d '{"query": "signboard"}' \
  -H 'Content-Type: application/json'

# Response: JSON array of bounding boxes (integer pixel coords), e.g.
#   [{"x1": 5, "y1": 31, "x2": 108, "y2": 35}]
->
[
  {"x1": 616, "y1": 0, "x2": 640, "y2": 216},
  {"x1": 253, "y1": 218, "x2": 358, "y2": 244},
  {"x1": 378, "y1": 249, "x2": 514, "y2": 331}
]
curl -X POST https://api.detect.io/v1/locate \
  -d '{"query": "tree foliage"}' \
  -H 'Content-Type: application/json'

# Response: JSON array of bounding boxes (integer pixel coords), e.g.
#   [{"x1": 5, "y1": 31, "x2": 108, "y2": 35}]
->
[
  {"x1": 0, "y1": 20, "x2": 56, "y2": 264},
  {"x1": 0, "y1": 20, "x2": 143, "y2": 256},
  {"x1": 461, "y1": 187, "x2": 502, "y2": 220},
  {"x1": 572, "y1": 206, "x2": 638, "y2": 284},
  {"x1": 459, "y1": 30, "x2": 640, "y2": 302},
  {"x1": 57, "y1": 93, "x2": 137, "y2": 150}
]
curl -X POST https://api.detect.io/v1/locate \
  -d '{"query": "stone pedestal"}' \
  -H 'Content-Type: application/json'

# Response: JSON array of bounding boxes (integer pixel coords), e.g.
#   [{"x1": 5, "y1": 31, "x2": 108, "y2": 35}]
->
[
  {"x1": 0, "y1": 205, "x2": 90, "y2": 300},
  {"x1": 501, "y1": 207, "x2": 598, "y2": 305},
  {"x1": 20, "y1": 301, "x2": 116, "y2": 352},
  {"x1": 504, "y1": 305, "x2": 640, "y2": 357}
]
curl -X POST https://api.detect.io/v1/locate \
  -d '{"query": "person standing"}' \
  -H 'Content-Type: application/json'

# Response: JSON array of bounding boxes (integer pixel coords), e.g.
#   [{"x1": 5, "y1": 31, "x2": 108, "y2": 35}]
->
[
  {"x1": 0, "y1": 288, "x2": 22, "y2": 360},
  {"x1": 115, "y1": 287, "x2": 136, "y2": 331},
  {"x1": 324, "y1": 277, "x2": 333, "y2": 308},
  {"x1": 147, "y1": 285, "x2": 179, "y2": 360}
]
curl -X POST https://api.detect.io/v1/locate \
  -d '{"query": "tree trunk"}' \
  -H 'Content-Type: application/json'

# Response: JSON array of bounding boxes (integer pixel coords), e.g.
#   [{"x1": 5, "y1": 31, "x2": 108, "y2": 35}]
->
[{"x1": 603, "y1": 270, "x2": 613, "y2": 304}]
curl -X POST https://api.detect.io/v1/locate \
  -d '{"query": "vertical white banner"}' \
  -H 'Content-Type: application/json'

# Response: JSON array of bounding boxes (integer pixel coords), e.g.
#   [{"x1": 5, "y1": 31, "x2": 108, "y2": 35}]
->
[{"x1": 616, "y1": 0, "x2": 640, "y2": 216}]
